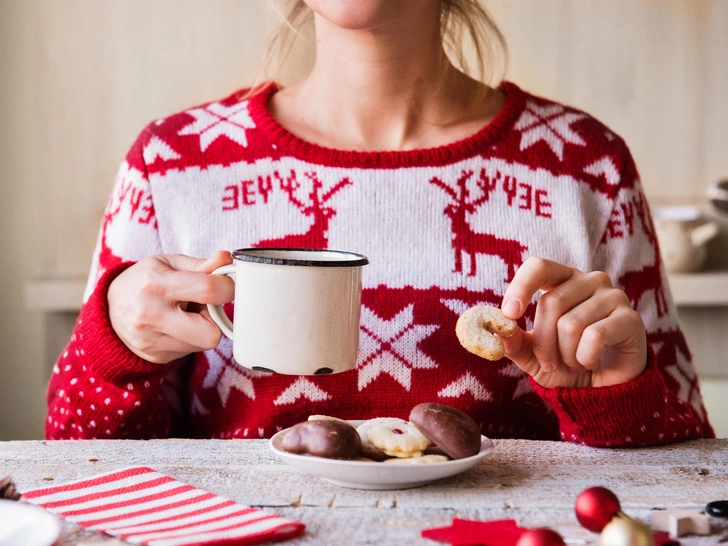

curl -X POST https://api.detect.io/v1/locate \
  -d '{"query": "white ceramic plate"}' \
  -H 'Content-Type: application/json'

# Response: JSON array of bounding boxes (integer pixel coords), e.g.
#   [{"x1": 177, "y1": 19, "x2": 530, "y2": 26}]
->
[
  {"x1": 0, "y1": 499, "x2": 61, "y2": 546},
  {"x1": 269, "y1": 421, "x2": 495, "y2": 490}
]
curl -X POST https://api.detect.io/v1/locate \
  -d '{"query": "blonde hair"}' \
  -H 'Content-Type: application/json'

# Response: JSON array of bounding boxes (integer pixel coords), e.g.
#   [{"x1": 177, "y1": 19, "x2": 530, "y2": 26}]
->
[{"x1": 252, "y1": 0, "x2": 508, "y2": 92}]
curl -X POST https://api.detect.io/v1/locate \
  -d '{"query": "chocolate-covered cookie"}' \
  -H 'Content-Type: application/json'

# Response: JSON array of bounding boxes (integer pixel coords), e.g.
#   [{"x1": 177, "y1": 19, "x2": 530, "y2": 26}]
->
[
  {"x1": 409, "y1": 403, "x2": 481, "y2": 460},
  {"x1": 280, "y1": 419, "x2": 361, "y2": 459}
]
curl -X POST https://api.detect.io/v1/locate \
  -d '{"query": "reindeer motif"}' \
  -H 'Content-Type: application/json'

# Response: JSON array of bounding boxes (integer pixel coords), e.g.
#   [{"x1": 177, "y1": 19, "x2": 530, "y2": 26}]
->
[
  {"x1": 253, "y1": 171, "x2": 352, "y2": 249},
  {"x1": 97, "y1": 176, "x2": 157, "y2": 278},
  {"x1": 617, "y1": 193, "x2": 668, "y2": 317},
  {"x1": 430, "y1": 169, "x2": 528, "y2": 280}
]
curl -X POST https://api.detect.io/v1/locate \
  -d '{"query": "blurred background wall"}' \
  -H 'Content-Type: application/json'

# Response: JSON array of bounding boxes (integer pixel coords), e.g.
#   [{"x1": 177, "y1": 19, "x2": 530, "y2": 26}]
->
[{"x1": 1, "y1": 0, "x2": 726, "y2": 439}]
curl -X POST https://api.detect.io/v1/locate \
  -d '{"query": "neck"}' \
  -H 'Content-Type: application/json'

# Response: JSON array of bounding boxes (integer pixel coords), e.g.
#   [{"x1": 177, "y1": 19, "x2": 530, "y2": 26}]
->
[{"x1": 271, "y1": 8, "x2": 500, "y2": 151}]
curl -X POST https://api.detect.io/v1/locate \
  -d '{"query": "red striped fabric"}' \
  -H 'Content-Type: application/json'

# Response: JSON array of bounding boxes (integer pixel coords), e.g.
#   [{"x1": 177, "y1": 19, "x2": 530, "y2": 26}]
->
[{"x1": 21, "y1": 467, "x2": 305, "y2": 545}]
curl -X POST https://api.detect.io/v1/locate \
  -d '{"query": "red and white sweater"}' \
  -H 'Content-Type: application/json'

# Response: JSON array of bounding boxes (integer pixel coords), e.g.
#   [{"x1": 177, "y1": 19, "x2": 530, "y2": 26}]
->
[{"x1": 46, "y1": 82, "x2": 714, "y2": 445}]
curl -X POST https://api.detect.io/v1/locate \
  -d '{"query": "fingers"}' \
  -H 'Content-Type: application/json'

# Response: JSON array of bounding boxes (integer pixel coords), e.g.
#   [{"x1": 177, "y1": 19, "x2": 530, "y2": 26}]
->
[
  {"x1": 556, "y1": 286, "x2": 627, "y2": 372},
  {"x1": 156, "y1": 251, "x2": 235, "y2": 304},
  {"x1": 160, "y1": 307, "x2": 223, "y2": 353},
  {"x1": 498, "y1": 257, "x2": 649, "y2": 388},
  {"x1": 575, "y1": 307, "x2": 645, "y2": 370},
  {"x1": 501, "y1": 257, "x2": 576, "y2": 320},
  {"x1": 160, "y1": 250, "x2": 233, "y2": 274},
  {"x1": 108, "y1": 251, "x2": 234, "y2": 364},
  {"x1": 127, "y1": 307, "x2": 224, "y2": 364},
  {"x1": 499, "y1": 326, "x2": 540, "y2": 376},
  {"x1": 165, "y1": 271, "x2": 235, "y2": 305},
  {"x1": 198, "y1": 250, "x2": 234, "y2": 273},
  {"x1": 532, "y1": 271, "x2": 613, "y2": 373}
]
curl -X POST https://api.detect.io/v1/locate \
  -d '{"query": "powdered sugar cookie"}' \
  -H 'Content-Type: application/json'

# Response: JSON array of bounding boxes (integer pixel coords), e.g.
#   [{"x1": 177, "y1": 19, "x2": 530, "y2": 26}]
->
[
  {"x1": 359, "y1": 417, "x2": 431, "y2": 458},
  {"x1": 356, "y1": 418, "x2": 393, "y2": 461},
  {"x1": 456, "y1": 305, "x2": 517, "y2": 361},
  {"x1": 383, "y1": 454, "x2": 449, "y2": 464}
]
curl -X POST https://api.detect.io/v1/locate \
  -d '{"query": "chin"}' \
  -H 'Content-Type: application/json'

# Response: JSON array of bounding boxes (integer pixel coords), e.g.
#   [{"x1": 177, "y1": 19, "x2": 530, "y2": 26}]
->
[{"x1": 303, "y1": 0, "x2": 435, "y2": 30}]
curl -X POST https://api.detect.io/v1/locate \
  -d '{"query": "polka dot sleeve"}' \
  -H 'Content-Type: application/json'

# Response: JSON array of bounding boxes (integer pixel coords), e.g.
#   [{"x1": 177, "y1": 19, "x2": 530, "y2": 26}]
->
[{"x1": 45, "y1": 263, "x2": 172, "y2": 440}]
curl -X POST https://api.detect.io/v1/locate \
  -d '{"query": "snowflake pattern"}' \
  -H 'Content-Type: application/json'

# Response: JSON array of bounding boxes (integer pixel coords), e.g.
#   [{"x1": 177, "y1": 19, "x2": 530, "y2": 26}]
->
[
  {"x1": 438, "y1": 372, "x2": 493, "y2": 401},
  {"x1": 356, "y1": 304, "x2": 439, "y2": 391},
  {"x1": 514, "y1": 101, "x2": 587, "y2": 160},
  {"x1": 440, "y1": 298, "x2": 471, "y2": 317},
  {"x1": 142, "y1": 135, "x2": 181, "y2": 164},
  {"x1": 273, "y1": 378, "x2": 331, "y2": 406},
  {"x1": 584, "y1": 156, "x2": 620, "y2": 186},
  {"x1": 178, "y1": 100, "x2": 255, "y2": 151},
  {"x1": 200, "y1": 338, "x2": 270, "y2": 408}
]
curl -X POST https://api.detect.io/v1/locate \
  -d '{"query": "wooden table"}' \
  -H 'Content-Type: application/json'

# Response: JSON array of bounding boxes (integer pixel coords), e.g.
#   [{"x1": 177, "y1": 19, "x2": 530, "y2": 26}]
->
[{"x1": 1, "y1": 439, "x2": 727, "y2": 545}]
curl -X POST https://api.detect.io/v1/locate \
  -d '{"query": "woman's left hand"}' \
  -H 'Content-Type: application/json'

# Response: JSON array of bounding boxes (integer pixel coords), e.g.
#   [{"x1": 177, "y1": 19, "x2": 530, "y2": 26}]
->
[{"x1": 500, "y1": 257, "x2": 647, "y2": 388}]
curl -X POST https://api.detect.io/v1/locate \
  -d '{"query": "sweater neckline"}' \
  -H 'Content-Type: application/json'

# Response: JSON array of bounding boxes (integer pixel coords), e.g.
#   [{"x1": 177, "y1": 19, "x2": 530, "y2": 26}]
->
[{"x1": 245, "y1": 81, "x2": 526, "y2": 169}]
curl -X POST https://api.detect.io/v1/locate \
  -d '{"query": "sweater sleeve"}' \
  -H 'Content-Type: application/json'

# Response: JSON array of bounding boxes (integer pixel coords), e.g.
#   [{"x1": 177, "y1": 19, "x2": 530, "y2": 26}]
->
[
  {"x1": 531, "y1": 140, "x2": 715, "y2": 447},
  {"x1": 46, "y1": 127, "x2": 179, "y2": 440}
]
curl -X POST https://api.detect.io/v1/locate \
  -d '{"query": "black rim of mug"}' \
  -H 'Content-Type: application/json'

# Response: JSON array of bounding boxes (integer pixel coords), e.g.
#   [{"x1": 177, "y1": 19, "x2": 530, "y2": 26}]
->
[{"x1": 231, "y1": 248, "x2": 369, "y2": 267}]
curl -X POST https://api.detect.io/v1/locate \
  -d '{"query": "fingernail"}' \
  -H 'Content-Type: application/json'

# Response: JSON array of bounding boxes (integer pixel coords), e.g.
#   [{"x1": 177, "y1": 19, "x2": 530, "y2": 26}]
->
[
  {"x1": 541, "y1": 361, "x2": 555, "y2": 373},
  {"x1": 503, "y1": 298, "x2": 521, "y2": 318}
]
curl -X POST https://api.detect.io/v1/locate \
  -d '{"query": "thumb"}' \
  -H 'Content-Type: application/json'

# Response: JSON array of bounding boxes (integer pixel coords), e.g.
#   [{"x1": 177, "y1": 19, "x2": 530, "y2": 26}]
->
[
  {"x1": 500, "y1": 327, "x2": 540, "y2": 377},
  {"x1": 162, "y1": 250, "x2": 232, "y2": 273},
  {"x1": 194, "y1": 250, "x2": 233, "y2": 273}
]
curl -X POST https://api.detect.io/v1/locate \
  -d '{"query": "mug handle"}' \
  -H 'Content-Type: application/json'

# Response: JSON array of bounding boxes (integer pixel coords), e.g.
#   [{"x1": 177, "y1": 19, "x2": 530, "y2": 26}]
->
[{"x1": 206, "y1": 264, "x2": 236, "y2": 340}]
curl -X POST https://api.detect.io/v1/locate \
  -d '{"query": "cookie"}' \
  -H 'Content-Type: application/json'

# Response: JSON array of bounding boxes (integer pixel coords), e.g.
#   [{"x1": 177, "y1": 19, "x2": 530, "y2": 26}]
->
[
  {"x1": 409, "y1": 402, "x2": 482, "y2": 460},
  {"x1": 280, "y1": 419, "x2": 361, "y2": 459},
  {"x1": 382, "y1": 454, "x2": 449, "y2": 464},
  {"x1": 456, "y1": 305, "x2": 517, "y2": 361},
  {"x1": 308, "y1": 414, "x2": 350, "y2": 424},
  {"x1": 358, "y1": 417, "x2": 430, "y2": 458},
  {"x1": 355, "y1": 418, "x2": 394, "y2": 461}
]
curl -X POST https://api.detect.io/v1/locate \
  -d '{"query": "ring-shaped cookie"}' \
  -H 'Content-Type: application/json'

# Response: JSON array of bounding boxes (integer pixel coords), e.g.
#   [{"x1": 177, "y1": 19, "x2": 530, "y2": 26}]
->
[{"x1": 456, "y1": 305, "x2": 517, "y2": 361}]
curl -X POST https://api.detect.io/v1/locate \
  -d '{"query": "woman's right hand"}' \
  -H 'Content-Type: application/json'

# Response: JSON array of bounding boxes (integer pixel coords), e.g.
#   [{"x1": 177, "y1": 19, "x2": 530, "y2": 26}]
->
[{"x1": 107, "y1": 251, "x2": 235, "y2": 363}]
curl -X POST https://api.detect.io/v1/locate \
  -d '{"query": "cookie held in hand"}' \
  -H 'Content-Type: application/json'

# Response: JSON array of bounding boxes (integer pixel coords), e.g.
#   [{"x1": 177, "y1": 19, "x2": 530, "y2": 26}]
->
[
  {"x1": 409, "y1": 402, "x2": 482, "y2": 460},
  {"x1": 280, "y1": 419, "x2": 361, "y2": 459},
  {"x1": 456, "y1": 305, "x2": 517, "y2": 361}
]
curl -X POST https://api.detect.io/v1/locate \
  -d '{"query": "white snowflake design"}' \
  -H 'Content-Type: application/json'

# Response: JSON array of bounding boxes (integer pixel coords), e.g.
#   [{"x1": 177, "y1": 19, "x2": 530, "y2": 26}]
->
[
  {"x1": 142, "y1": 135, "x2": 181, "y2": 164},
  {"x1": 178, "y1": 100, "x2": 255, "y2": 151},
  {"x1": 356, "y1": 304, "x2": 439, "y2": 391},
  {"x1": 273, "y1": 378, "x2": 331, "y2": 406},
  {"x1": 514, "y1": 101, "x2": 588, "y2": 160},
  {"x1": 197, "y1": 337, "x2": 271, "y2": 412},
  {"x1": 438, "y1": 372, "x2": 493, "y2": 401}
]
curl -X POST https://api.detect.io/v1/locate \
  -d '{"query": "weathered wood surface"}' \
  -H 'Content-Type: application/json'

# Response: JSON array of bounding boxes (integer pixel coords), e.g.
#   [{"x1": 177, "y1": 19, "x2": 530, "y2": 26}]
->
[{"x1": 1, "y1": 439, "x2": 727, "y2": 545}]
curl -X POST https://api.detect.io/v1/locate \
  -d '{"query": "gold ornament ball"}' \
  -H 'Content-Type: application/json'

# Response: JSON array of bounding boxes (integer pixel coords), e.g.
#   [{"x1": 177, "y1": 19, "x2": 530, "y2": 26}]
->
[{"x1": 600, "y1": 516, "x2": 654, "y2": 546}]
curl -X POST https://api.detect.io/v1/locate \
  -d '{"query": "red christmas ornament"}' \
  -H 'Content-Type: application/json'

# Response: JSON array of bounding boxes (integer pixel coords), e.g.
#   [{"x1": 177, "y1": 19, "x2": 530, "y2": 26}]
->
[
  {"x1": 516, "y1": 528, "x2": 566, "y2": 546},
  {"x1": 575, "y1": 486, "x2": 622, "y2": 532}
]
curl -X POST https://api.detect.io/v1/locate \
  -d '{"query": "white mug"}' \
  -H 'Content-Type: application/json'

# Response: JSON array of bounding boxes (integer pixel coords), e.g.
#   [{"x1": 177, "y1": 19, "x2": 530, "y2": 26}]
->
[
  {"x1": 653, "y1": 206, "x2": 719, "y2": 273},
  {"x1": 207, "y1": 248, "x2": 368, "y2": 375}
]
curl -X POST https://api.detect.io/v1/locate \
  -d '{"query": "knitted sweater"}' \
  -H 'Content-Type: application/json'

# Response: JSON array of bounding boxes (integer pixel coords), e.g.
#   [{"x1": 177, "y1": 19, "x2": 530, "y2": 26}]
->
[{"x1": 46, "y1": 82, "x2": 714, "y2": 445}]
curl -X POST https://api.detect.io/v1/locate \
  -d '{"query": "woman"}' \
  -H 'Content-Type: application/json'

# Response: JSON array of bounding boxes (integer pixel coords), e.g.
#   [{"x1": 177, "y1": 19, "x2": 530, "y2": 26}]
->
[{"x1": 46, "y1": 0, "x2": 713, "y2": 444}]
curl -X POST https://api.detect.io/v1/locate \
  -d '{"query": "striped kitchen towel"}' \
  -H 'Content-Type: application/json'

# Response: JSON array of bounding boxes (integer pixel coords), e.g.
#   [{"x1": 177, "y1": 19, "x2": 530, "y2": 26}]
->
[{"x1": 21, "y1": 466, "x2": 305, "y2": 545}]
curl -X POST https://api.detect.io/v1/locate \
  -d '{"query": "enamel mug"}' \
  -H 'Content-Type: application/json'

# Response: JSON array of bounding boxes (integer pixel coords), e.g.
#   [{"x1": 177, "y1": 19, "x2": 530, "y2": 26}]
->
[{"x1": 207, "y1": 248, "x2": 368, "y2": 375}]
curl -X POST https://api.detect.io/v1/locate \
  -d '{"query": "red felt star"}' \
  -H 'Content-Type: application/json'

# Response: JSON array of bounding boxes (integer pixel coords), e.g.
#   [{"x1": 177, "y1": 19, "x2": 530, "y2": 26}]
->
[
  {"x1": 653, "y1": 531, "x2": 681, "y2": 546},
  {"x1": 422, "y1": 518, "x2": 527, "y2": 546}
]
